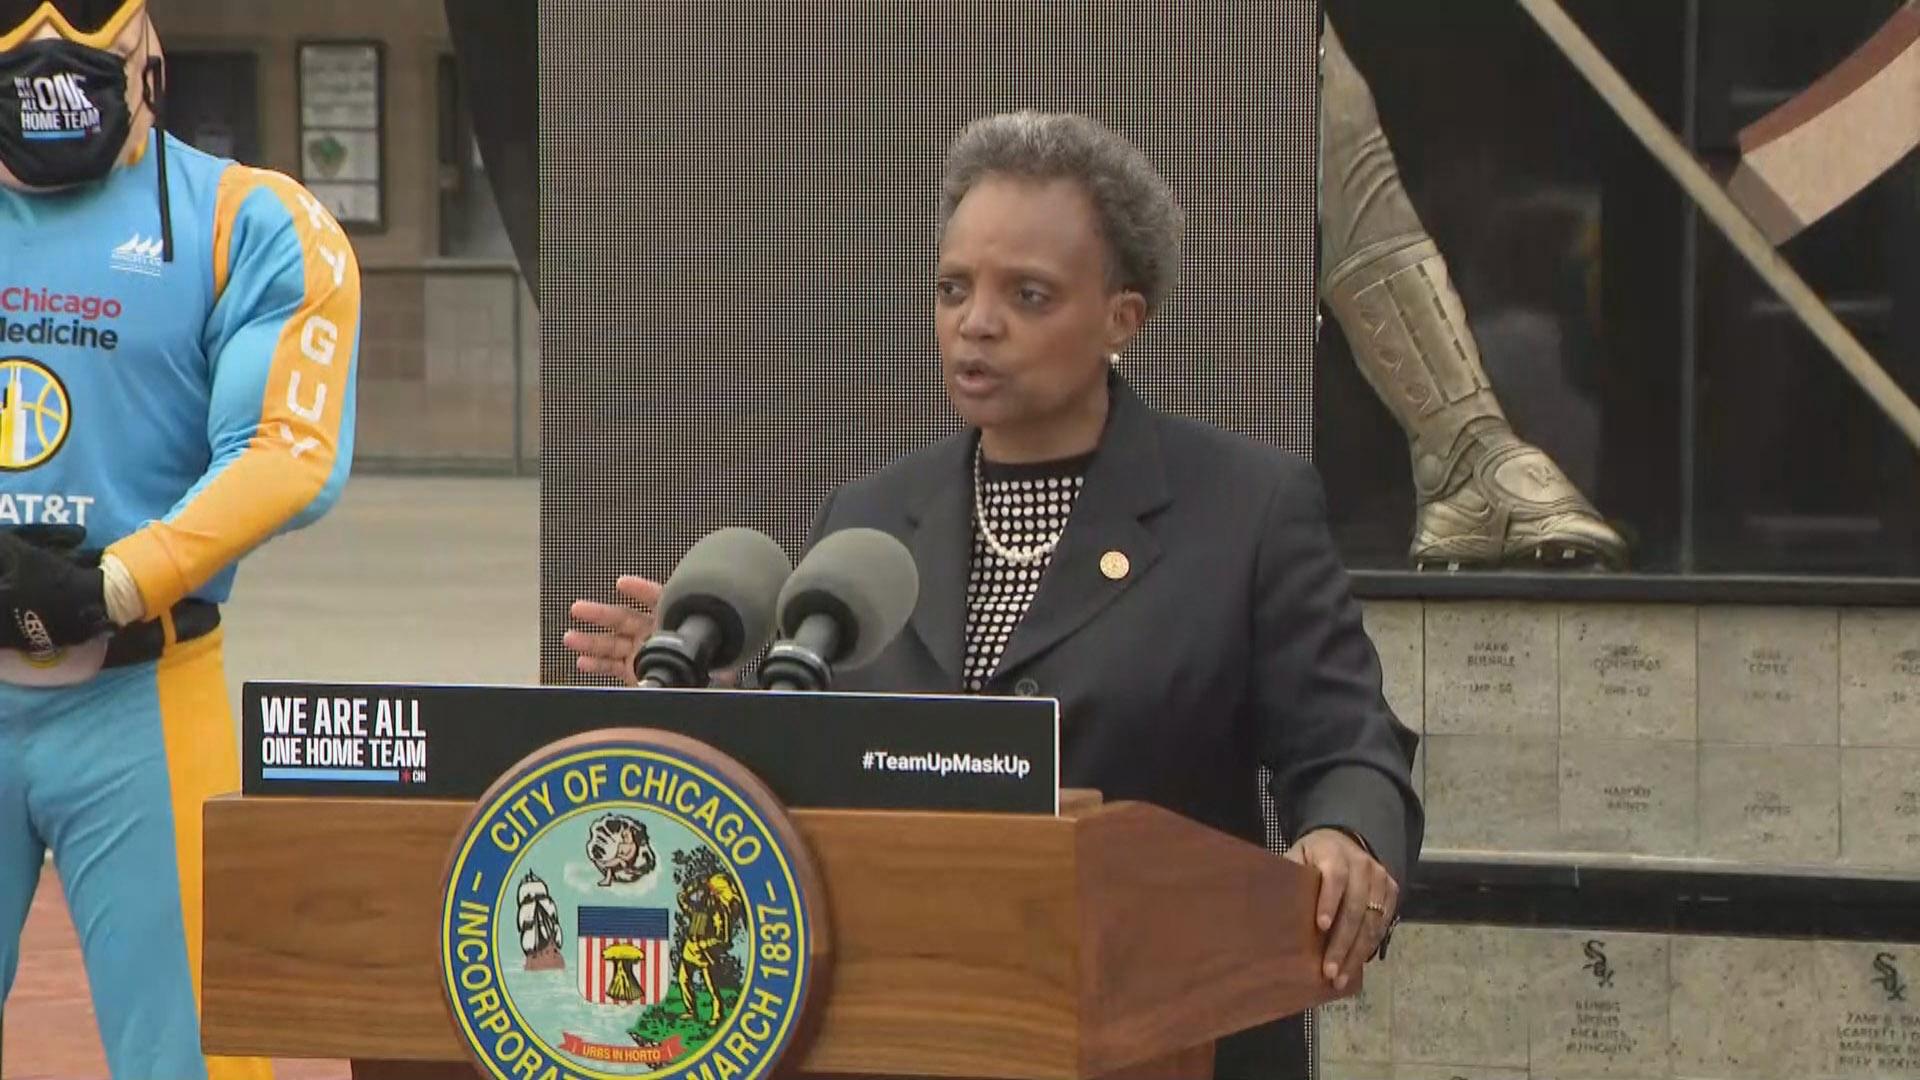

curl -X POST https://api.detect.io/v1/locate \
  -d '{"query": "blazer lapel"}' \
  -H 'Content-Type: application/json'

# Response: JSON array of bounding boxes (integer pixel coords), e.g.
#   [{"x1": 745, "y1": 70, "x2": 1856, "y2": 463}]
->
[
  {"x1": 903, "y1": 433, "x2": 973, "y2": 687},
  {"x1": 992, "y1": 377, "x2": 1170, "y2": 679}
]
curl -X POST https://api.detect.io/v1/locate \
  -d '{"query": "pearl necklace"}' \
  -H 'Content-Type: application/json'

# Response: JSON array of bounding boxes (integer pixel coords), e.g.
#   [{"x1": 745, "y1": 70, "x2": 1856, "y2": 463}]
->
[{"x1": 973, "y1": 442, "x2": 1067, "y2": 566}]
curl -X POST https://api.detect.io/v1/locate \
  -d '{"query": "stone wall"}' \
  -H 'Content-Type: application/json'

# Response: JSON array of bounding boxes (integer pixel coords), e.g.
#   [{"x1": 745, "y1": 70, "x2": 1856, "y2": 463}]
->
[
  {"x1": 1363, "y1": 599, "x2": 1920, "y2": 870},
  {"x1": 1322, "y1": 924, "x2": 1919, "y2": 1080},
  {"x1": 1331, "y1": 592, "x2": 1920, "y2": 1079}
]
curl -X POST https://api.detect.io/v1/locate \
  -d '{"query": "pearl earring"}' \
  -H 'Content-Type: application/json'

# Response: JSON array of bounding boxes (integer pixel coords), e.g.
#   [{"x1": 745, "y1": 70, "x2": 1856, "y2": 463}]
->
[{"x1": 1106, "y1": 352, "x2": 1121, "y2": 366}]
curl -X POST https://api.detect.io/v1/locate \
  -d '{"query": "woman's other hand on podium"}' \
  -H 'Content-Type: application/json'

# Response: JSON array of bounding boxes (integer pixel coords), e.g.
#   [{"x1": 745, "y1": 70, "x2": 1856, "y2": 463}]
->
[
  {"x1": 565, "y1": 575, "x2": 663, "y2": 686},
  {"x1": 1285, "y1": 827, "x2": 1399, "y2": 994}
]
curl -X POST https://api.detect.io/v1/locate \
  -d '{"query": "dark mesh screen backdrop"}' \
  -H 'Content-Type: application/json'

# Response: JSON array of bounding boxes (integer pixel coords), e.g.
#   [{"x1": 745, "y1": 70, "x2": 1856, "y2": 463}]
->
[{"x1": 538, "y1": 2, "x2": 1324, "y2": 687}]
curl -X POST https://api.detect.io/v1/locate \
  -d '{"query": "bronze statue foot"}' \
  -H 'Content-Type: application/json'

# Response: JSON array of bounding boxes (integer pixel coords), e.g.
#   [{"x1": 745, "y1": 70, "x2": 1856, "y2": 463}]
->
[{"x1": 1410, "y1": 427, "x2": 1627, "y2": 571}]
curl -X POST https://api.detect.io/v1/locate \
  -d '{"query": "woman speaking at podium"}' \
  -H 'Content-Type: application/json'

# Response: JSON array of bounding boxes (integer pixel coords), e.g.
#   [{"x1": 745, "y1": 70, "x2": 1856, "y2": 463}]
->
[{"x1": 566, "y1": 110, "x2": 1422, "y2": 1080}]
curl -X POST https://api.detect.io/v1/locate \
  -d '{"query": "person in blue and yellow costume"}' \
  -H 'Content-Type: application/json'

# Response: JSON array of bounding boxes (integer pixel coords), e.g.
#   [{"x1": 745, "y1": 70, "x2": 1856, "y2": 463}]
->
[{"x1": 0, "y1": 2, "x2": 361, "y2": 1076}]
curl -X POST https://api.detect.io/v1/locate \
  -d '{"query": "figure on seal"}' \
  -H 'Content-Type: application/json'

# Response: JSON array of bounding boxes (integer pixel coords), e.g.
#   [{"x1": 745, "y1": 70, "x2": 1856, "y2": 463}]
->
[
  {"x1": 586, "y1": 812, "x2": 659, "y2": 886},
  {"x1": 675, "y1": 870, "x2": 741, "y2": 1026}
]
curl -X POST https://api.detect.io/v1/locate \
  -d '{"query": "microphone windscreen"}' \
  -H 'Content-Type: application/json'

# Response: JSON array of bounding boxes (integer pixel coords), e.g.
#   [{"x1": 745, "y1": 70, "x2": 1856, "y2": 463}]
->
[
  {"x1": 657, "y1": 527, "x2": 792, "y2": 669},
  {"x1": 778, "y1": 528, "x2": 919, "y2": 669}
]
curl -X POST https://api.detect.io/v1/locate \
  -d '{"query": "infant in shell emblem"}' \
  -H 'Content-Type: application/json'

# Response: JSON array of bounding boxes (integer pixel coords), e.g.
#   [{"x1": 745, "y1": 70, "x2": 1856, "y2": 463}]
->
[{"x1": 586, "y1": 812, "x2": 658, "y2": 886}]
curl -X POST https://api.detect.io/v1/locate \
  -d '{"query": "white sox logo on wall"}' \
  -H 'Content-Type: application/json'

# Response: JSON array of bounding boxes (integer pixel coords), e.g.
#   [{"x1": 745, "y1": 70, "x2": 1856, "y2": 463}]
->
[
  {"x1": 441, "y1": 730, "x2": 825, "y2": 1080},
  {"x1": 0, "y1": 358, "x2": 70, "y2": 471}
]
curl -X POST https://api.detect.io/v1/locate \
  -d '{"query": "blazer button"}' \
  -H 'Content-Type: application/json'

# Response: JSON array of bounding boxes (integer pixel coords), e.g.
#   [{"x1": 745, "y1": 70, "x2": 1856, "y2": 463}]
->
[{"x1": 1014, "y1": 677, "x2": 1040, "y2": 697}]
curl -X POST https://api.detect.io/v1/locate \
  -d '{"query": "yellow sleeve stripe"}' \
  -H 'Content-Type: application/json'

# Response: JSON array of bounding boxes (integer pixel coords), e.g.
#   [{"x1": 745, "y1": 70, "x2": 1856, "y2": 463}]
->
[
  {"x1": 210, "y1": 165, "x2": 252, "y2": 301},
  {"x1": 108, "y1": 169, "x2": 360, "y2": 615}
]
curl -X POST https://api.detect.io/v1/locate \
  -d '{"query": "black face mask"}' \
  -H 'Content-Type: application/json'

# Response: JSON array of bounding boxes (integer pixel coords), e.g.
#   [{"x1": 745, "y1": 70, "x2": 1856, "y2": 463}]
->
[{"x1": 0, "y1": 38, "x2": 130, "y2": 188}]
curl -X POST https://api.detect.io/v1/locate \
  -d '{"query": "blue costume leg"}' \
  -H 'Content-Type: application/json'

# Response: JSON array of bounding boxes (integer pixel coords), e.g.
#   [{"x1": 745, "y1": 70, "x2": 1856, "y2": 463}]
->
[
  {"x1": 21, "y1": 628, "x2": 269, "y2": 1080},
  {"x1": 0, "y1": 687, "x2": 49, "y2": 1009}
]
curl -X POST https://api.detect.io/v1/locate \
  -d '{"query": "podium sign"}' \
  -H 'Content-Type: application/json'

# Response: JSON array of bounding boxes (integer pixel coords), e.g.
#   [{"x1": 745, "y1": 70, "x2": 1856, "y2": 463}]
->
[{"x1": 242, "y1": 681, "x2": 1059, "y2": 813}]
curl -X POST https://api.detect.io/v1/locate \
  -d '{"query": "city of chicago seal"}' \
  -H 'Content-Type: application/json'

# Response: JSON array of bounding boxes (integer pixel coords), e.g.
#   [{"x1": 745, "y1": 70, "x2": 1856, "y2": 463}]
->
[{"x1": 440, "y1": 729, "x2": 823, "y2": 1080}]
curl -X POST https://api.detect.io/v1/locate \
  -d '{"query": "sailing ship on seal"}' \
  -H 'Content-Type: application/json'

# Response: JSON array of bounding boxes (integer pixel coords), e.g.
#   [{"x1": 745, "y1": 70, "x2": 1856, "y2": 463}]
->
[{"x1": 517, "y1": 870, "x2": 565, "y2": 971}]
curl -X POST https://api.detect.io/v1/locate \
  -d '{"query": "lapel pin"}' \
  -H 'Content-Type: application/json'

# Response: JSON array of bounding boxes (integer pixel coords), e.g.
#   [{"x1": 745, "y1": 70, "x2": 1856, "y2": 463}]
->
[{"x1": 1099, "y1": 550, "x2": 1130, "y2": 581}]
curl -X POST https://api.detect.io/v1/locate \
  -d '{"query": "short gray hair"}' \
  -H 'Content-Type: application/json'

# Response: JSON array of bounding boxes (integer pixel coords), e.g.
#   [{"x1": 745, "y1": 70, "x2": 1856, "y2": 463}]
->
[{"x1": 937, "y1": 111, "x2": 1184, "y2": 315}]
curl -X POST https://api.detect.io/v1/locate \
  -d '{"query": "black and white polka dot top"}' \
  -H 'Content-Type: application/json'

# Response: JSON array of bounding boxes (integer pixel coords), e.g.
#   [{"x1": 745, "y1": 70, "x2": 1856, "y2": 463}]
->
[{"x1": 962, "y1": 451, "x2": 1090, "y2": 693}]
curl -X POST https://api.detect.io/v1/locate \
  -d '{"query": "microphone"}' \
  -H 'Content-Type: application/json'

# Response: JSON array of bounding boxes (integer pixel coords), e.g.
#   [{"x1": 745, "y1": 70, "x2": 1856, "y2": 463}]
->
[
  {"x1": 758, "y1": 528, "x2": 919, "y2": 692},
  {"x1": 633, "y1": 527, "x2": 791, "y2": 688}
]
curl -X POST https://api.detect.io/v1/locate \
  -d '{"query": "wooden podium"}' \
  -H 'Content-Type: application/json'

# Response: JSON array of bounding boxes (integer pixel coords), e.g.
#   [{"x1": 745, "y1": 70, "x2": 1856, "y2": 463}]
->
[{"x1": 203, "y1": 790, "x2": 1343, "y2": 1079}]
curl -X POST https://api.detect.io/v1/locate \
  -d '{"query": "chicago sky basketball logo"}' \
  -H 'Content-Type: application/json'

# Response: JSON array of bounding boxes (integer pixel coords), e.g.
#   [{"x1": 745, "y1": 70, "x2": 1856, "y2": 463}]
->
[
  {"x1": 0, "y1": 358, "x2": 70, "y2": 471},
  {"x1": 441, "y1": 733, "x2": 817, "y2": 1080}
]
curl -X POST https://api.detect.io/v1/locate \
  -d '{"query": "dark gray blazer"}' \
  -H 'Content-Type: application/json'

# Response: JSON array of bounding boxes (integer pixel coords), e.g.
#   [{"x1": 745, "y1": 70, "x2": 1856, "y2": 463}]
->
[{"x1": 807, "y1": 375, "x2": 1422, "y2": 1079}]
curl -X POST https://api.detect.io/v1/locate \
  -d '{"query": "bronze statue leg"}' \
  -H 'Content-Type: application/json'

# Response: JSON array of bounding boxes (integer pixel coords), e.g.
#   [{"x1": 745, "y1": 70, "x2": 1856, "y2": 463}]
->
[{"x1": 1319, "y1": 18, "x2": 1627, "y2": 569}]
